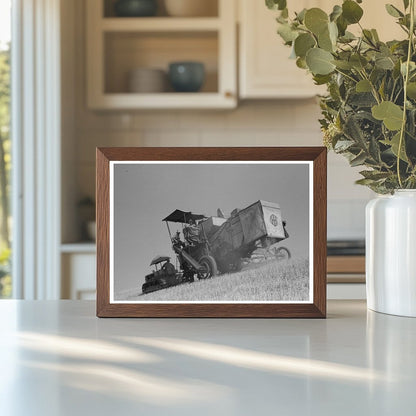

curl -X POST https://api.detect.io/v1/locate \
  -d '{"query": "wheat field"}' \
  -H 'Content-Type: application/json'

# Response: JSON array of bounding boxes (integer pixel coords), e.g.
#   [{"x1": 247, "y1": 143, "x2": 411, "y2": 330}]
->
[{"x1": 121, "y1": 257, "x2": 310, "y2": 302}]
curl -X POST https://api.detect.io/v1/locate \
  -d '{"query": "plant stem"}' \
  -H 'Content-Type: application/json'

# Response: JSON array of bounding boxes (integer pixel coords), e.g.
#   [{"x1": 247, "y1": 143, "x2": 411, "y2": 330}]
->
[
  {"x1": 334, "y1": 68, "x2": 358, "y2": 84},
  {"x1": 397, "y1": 0, "x2": 415, "y2": 188}
]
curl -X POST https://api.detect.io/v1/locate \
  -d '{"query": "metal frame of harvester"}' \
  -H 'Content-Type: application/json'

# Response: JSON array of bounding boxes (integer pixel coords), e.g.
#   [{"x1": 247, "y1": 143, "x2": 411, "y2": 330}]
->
[
  {"x1": 142, "y1": 200, "x2": 291, "y2": 294},
  {"x1": 164, "y1": 200, "x2": 291, "y2": 280}
]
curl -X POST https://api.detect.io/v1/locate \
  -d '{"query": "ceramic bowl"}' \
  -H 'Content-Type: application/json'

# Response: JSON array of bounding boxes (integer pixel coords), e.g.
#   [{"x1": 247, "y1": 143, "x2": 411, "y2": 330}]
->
[
  {"x1": 114, "y1": 0, "x2": 158, "y2": 17},
  {"x1": 168, "y1": 62, "x2": 205, "y2": 92},
  {"x1": 128, "y1": 68, "x2": 167, "y2": 93}
]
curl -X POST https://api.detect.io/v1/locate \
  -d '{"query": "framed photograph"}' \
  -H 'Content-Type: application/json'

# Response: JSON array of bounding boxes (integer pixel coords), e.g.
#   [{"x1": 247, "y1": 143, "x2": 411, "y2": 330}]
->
[{"x1": 96, "y1": 147, "x2": 327, "y2": 318}]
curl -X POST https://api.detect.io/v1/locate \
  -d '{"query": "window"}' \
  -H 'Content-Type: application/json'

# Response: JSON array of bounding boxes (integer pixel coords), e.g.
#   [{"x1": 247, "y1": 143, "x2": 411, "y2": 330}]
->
[{"x1": 0, "y1": 0, "x2": 11, "y2": 298}]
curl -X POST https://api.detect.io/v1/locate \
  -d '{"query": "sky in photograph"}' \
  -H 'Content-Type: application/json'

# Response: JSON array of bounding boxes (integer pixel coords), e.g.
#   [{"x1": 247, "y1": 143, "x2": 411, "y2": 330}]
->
[{"x1": 113, "y1": 163, "x2": 311, "y2": 294}]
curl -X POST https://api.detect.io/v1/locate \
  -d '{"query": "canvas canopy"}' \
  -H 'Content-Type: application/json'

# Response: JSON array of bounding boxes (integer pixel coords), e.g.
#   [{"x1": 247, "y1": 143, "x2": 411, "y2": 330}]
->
[
  {"x1": 150, "y1": 255, "x2": 170, "y2": 266},
  {"x1": 163, "y1": 209, "x2": 206, "y2": 224}
]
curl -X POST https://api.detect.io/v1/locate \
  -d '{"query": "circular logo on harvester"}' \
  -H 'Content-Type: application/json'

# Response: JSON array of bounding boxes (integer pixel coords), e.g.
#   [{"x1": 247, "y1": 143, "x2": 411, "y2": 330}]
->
[{"x1": 270, "y1": 214, "x2": 278, "y2": 227}]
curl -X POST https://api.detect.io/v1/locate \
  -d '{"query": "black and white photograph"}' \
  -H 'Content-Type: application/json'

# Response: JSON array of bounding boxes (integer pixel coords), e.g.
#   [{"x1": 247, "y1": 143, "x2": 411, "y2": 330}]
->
[{"x1": 110, "y1": 162, "x2": 313, "y2": 304}]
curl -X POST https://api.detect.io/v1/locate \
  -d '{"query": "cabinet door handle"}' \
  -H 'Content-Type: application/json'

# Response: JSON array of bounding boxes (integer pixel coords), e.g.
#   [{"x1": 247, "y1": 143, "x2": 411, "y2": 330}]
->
[{"x1": 225, "y1": 91, "x2": 234, "y2": 99}]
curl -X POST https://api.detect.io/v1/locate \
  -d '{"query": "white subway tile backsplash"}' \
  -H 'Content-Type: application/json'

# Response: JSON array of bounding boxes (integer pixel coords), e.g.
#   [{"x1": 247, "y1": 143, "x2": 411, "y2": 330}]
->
[
  {"x1": 178, "y1": 111, "x2": 227, "y2": 130},
  {"x1": 200, "y1": 129, "x2": 257, "y2": 146},
  {"x1": 132, "y1": 112, "x2": 180, "y2": 130},
  {"x1": 328, "y1": 199, "x2": 369, "y2": 240},
  {"x1": 75, "y1": 110, "x2": 134, "y2": 131},
  {"x1": 142, "y1": 130, "x2": 200, "y2": 147}
]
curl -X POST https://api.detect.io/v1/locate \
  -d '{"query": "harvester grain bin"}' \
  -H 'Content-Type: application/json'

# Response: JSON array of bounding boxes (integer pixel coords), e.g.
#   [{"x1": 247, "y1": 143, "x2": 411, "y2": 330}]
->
[{"x1": 163, "y1": 200, "x2": 290, "y2": 281}]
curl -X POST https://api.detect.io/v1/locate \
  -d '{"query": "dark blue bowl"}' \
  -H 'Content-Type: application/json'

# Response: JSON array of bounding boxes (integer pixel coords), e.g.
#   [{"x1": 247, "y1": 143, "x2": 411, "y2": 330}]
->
[
  {"x1": 168, "y1": 62, "x2": 205, "y2": 93},
  {"x1": 114, "y1": 0, "x2": 158, "y2": 17}
]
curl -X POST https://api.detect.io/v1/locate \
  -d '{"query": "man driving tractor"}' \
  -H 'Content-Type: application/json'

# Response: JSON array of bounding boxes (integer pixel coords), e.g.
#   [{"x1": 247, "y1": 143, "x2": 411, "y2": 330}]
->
[
  {"x1": 183, "y1": 219, "x2": 200, "y2": 246},
  {"x1": 161, "y1": 258, "x2": 176, "y2": 275}
]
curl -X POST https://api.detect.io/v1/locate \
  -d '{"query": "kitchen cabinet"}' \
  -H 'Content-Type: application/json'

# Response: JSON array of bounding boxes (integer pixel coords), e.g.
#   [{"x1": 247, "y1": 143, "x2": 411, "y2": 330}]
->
[
  {"x1": 61, "y1": 245, "x2": 96, "y2": 300},
  {"x1": 238, "y1": 0, "x2": 405, "y2": 99},
  {"x1": 239, "y1": 0, "x2": 325, "y2": 99},
  {"x1": 327, "y1": 256, "x2": 366, "y2": 299},
  {"x1": 86, "y1": 0, "x2": 237, "y2": 109}
]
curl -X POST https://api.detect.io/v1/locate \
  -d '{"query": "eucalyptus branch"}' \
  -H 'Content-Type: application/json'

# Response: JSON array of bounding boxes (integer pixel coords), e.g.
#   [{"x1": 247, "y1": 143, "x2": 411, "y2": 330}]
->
[
  {"x1": 334, "y1": 68, "x2": 358, "y2": 84},
  {"x1": 267, "y1": 0, "x2": 416, "y2": 193},
  {"x1": 359, "y1": 69, "x2": 381, "y2": 104},
  {"x1": 393, "y1": 85, "x2": 404, "y2": 103},
  {"x1": 397, "y1": 0, "x2": 415, "y2": 188},
  {"x1": 390, "y1": 79, "x2": 398, "y2": 101}
]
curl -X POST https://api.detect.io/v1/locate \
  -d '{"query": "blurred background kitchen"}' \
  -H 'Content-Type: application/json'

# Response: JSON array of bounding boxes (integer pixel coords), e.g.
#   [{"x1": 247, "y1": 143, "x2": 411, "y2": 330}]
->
[{"x1": 1, "y1": 0, "x2": 404, "y2": 301}]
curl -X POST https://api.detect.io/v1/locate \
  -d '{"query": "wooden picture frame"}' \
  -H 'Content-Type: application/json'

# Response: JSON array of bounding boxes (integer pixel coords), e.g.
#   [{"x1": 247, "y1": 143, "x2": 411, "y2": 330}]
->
[{"x1": 96, "y1": 147, "x2": 327, "y2": 318}]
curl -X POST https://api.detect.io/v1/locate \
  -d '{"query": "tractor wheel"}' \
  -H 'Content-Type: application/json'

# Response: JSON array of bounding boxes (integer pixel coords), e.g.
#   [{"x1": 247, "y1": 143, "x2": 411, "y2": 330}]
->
[
  {"x1": 275, "y1": 247, "x2": 291, "y2": 261},
  {"x1": 198, "y1": 255, "x2": 218, "y2": 279}
]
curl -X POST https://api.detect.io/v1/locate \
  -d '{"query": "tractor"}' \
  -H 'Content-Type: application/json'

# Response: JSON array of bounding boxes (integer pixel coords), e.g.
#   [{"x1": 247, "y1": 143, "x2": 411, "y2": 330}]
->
[{"x1": 141, "y1": 255, "x2": 185, "y2": 294}]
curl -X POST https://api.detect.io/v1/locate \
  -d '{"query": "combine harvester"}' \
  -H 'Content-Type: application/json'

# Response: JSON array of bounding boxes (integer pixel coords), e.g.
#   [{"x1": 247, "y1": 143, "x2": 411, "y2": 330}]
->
[{"x1": 142, "y1": 200, "x2": 290, "y2": 294}]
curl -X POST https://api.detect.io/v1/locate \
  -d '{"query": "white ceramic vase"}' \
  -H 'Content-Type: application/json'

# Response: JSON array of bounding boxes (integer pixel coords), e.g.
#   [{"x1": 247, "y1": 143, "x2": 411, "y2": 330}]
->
[{"x1": 366, "y1": 190, "x2": 416, "y2": 317}]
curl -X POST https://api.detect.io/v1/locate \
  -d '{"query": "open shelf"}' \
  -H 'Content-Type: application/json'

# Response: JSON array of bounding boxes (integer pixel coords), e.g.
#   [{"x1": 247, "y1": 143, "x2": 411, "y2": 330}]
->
[
  {"x1": 104, "y1": 31, "x2": 218, "y2": 94},
  {"x1": 61, "y1": 243, "x2": 96, "y2": 254},
  {"x1": 87, "y1": 0, "x2": 236, "y2": 109},
  {"x1": 101, "y1": 17, "x2": 220, "y2": 32},
  {"x1": 91, "y1": 93, "x2": 234, "y2": 109},
  {"x1": 103, "y1": 0, "x2": 219, "y2": 18}
]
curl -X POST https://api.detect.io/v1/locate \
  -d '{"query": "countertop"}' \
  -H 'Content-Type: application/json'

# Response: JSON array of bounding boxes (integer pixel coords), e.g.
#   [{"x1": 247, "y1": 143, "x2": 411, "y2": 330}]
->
[{"x1": 0, "y1": 300, "x2": 415, "y2": 415}]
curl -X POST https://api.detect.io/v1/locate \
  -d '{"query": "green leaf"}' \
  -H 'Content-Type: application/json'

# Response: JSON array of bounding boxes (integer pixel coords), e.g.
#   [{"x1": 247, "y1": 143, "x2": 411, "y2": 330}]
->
[
  {"x1": 348, "y1": 92, "x2": 377, "y2": 107},
  {"x1": 334, "y1": 139, "x2": 355, "y2": 152},
  {"x1": 403, "y1": 0, "x2": 410, "y2": 10},
  {"x1": 336, "y1": 15, "x2": 348, "y2": 36},
  {"x1": 266, "y1": 0, "x2": 287, "y2": 11},
  {"x1": 339, "y1": 31, "x2": 356, "y2": 43},
  {"x1": 318, "y1": 27, "x2": 334, "y2": 52},
  {"x1": 333, "y1": 60, "x2": 353, "y2": 70},
  {"x1": 342, "y1": 0, "x2": 364, "y2": 24},
  {"x1": 296, "y1": 8, "x2": 307, "y2": 23},
  {"x1": 369, "y1": 136, "x2": 382, "y2": 163},
  {"x1": 371, "y1": 29, "x2": 380, "y2": 42},
  {"x1": 304, "y1": 8, "x2": 329, "y2": 35},
  {"x1": 375, "y1": 55, "x2": 395, "y2": 70},
  {"x1": 356, "y1": 79, "x2": 372, "y2": 92},
  {"x1": 401, "y1": 61, "x2": 416, "y2": 76},
  {"x1": 350, "y1": 152, "x2": 367, "y2": 167},
  {"x1": 355, "y1": 178, "x2": 376, "y2": 186},
  {"x1": 328, "y1": 21, "x2": 338, "y2": 44},
  {"x1": 372, "y1": 101, "x2": 404, "y2": 131},
  {"x1": 313, "y1": 74, "x2": 332, "y2": 85},
  {"x1": 277, "y1": 23, "x2": 298, "y2": 43},
  {"x1": 350, "y1": 54, "x2": 368, "y2": 70},
  {"x1": 330, "y1": 5, "x2": 342, "y2": 22},
  {"x1": 344, "y1": 114, "x2": 367, "y2": 147},
  {"x1": 382, "y1": 132, "x2": 409, "y2": 162},
  {"x1": 363, "y1": 29, "x2": 376, "y2": 46},
  {"x1": 385, "y1": 4, "x2": 404, "y2": 18},
  {"x1": 407, "y1": 82, "x2": 416, "y2": 99},
  {"x1": 296, "y1": 57, "x2": 308, "y2": 69},
  {"x1": 294, "y1": 33, "x2": 316, "y2": 58},
  {"x1": 306, "y1": 48, "x2": 335, "y2": 75},
  {"x1": 360, "y1": 170, "x2": 392, "y2": 181}
]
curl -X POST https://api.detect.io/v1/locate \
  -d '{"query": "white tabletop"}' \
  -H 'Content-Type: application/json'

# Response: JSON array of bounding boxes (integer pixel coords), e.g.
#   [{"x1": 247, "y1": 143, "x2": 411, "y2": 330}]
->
[{"x1": 0, "y1": 300, "x2": 415, "y2": 416}]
